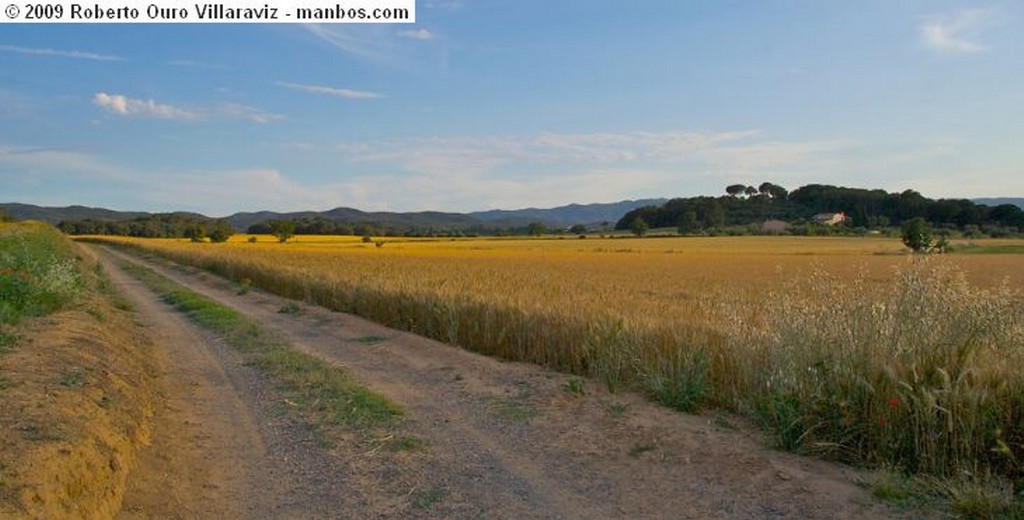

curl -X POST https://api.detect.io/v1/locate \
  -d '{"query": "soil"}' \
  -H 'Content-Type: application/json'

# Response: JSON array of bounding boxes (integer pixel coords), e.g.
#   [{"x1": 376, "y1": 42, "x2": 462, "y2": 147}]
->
[{"x1": 92, "y1": 244, "x2": 907, "y2": 519}]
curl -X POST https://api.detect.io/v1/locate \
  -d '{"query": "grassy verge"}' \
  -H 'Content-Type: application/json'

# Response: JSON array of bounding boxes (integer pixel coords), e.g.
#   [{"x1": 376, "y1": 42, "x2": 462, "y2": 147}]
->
[
  {"x1": 117, "y1": 259, "x2": 403, "y2": 437},
  {"x1": 1, "y1": 222, "x2": 83, "y2": 347},
  {"x1": 1, "y1": 223, "x2": 155, "y2": 519}
]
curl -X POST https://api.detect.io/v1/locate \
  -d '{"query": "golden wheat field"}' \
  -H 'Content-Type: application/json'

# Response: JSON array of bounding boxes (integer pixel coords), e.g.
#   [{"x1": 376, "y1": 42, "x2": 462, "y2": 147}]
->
[{"x1": 85, "y1": 234, "x2": 1024, "y2": 484}]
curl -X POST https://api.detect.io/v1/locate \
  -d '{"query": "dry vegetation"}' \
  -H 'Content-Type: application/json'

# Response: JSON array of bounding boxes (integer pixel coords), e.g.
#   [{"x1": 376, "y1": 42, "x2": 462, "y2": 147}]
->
[
  {"x1": 1, "y1": 222, "x2": 156, "y2": 518},
  {"x1": 83, "y1": 233, "x2": 1024, "y2": 512}
]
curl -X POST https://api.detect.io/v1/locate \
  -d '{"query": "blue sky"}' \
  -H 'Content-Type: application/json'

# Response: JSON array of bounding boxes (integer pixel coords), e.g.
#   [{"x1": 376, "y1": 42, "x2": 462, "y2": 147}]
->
[{"x1": 2, "y1": 1, "x2": 1022, "y2": 216}]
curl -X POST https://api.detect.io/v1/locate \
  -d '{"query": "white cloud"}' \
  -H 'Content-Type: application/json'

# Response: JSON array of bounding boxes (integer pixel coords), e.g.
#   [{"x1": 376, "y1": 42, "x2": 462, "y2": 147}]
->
[
  {"x1": 140, "y1": 169, "x2": 346, "y2": 214},
  {"x1": 920, "y1": 9, "x2": 993, "y2": 54},
  {"x1": 92, "y1": 93, "x2": 200, "y2": 120},
  {"x1": 278, "y1": 82, "x2": 382, "y2": 100},
  {"x1": 325, "y1": 130, "x2": 858, "y2": 210},
  {"x1": 398, "y1": 28, "x2": 434, "y2": 41},
  {"x1": 92, "y1": 93, "x2": 281, "y2": 123},
  {"x1": 302, "y1": 24, "x2": 394, "y2": 63},
  {"x1": 219, "y1": 103, "x2": 284, "y2": 124},
  {"x1": 300, "y1": 24, "x2": 450, "y2": 69},
  {"x1": 0, "y1": 144, "x2": 131, "y2": 181},
  {"x1": 0, "y1": 44, "x2": 122, "y2": 61}
]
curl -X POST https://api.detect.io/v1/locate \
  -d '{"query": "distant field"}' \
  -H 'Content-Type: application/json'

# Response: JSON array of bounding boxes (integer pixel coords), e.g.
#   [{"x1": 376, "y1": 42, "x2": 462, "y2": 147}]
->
[{"x1": 81, "y1": 234, "x2": 1024, "y2": 490}]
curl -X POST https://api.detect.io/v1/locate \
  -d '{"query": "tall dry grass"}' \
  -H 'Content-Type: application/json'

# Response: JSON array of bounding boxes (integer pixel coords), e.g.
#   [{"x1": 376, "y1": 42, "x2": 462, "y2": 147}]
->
[{"x1": 82, "y1": 235, "x2": 1024, "y2": 484}]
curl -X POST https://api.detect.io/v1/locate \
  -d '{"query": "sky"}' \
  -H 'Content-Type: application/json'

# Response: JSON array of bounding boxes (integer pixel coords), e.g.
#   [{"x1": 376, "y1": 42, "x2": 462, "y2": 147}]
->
[{"x1": 2, "y1": 1, "x2": 1023, "y2": 216}]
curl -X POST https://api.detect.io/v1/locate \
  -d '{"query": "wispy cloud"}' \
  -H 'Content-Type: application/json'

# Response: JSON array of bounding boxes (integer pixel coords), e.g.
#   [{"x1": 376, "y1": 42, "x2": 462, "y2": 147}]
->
[
  {"x1": 0, "y1": 144, "x2": 130, "y2": 180},
  {"x1": 320, "y1": 130, "x2": 859, "y2": 210},
  {"x1": 278, "y1": 82, "x2": 383, "y2": 100},
  {"x1": 398, "y1": 28, "x2": 434, "y2": 41},
  {"x1": 300, "y1": 24, "x2": 449, "y2": 69},
  {"x1": 93, "y1": 93, "x2": 200, "y2": 120},
  {"x1": 92, "y1": 93, "x2": 282, "y2": 123},
  {"x1": 0, "y1": 44, "x2": 122, "y2": 61},
  {"x1": 302, "y1": 24, "x2": 394, "y2": 63},
  {"x1": 141, "y1": 169, "x2": 346, "y2": 214},
  {"x1": 920, "y1": 9, "x2": 993, "y2": 54},
  {"x1": 219, "y1": 103, "x2": 284, "y2": 124}
]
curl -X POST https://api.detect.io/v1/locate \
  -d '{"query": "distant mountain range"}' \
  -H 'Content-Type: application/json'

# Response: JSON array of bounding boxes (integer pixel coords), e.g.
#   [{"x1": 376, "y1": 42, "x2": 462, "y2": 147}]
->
[
  {"x1": 0, "y1": 198, "x2": 668, "y2": 231},
  {"x1": 973, "y1": 198, "x2": 1024, "y2": 209}
]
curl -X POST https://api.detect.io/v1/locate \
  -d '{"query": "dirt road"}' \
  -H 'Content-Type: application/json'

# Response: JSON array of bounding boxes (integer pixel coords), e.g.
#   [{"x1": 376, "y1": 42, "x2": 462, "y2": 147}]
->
[{"x1": 94, "y1": 245, "x2": 901, "y2": 519}]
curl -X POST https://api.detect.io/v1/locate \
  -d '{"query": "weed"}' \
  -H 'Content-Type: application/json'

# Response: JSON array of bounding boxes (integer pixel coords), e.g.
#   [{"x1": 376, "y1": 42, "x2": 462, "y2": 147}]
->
[
  {"x1": 871, "y1": 470, "x2": 913, "y2": 502},
  {"x1": 386, "y1": 435, "x2": 423, "y2": 452},
  {"x1": 562, "y1": 376, "x2": 585, "y2": 396},
  {"x1": 58, "y1": 368, "x2": 84, "y2": 388},
  {"x1": 278, "y1": 302, "x2": 303, "y2": 315},
  {"x1": 353, "y1": 335, "x2": 387, "y2": 345},
  {"x1": 490, "y1": 396, "x2": 538, "y2": 423},
  {"x1": 412, "y1": 487, "x2": 446, "y2": 509},
  {"x1": 603, "y1": 400, "x2": 628, "y2": 417},
  {"x1": 0, "y1": 330, "x2": 16, "y2": 354},
  {"x1": 0, "y1": 377, "x2": 11, "y2": 390},
  {"x1": 236, "y1": 277, "x2": 253, "y2": 295},
  {"x1": 628, "y1": 442, "x2": 657, "y2": 458}
]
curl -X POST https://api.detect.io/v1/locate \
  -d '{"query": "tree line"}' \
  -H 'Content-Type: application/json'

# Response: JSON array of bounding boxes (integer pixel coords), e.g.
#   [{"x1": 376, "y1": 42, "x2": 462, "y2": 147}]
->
[
  {"x1": 57, "y1": 213, "x2": 235, "y2": 242},
  {"x1": 616, "y1": 183, "x2": 1024, "y2": 235}
]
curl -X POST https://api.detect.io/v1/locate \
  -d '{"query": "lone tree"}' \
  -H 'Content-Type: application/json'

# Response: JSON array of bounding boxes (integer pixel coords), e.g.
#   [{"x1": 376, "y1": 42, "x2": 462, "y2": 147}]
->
[
  {"x1": 725, "y1": 184, "x2": 747, "y2": 197},
  {"x1": 206, "y1": 220, "x2": 234, "y2": 243},
  {"x1": 901, "y1": 217, "x2": 933, "y2": 253},
  {"x1": 268, "y1": 220, "x2": 295, "y2": 243},
  {"x1": 569, "y1": 224, "x2": 587, "y2": 235},
  {"x1": 630, "y1": 216, "x2": 649, "y2": 237},
  {"x1": 527, "y1": 222, "x2": 546, "y2": 236}
]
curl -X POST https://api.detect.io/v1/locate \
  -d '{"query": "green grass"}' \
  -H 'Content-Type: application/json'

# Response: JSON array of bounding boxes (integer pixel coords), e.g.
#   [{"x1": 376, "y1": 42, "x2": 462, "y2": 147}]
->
[
  {"x1": 0, "y1": 331, "x2": 16, "y2": 354},
  {"x1": 278, "y1": 302, "x2": 303, "y2": 315},
  {"x1": 58, "y1": 368, "x2": 85, "y2": 388},
  {"x1": 602, "y1": 399, "x2": 629, "y2": 418},
  {"x1": 488, "y1": 396, "x2": 538, "y2": 423},
  {"x1": 1, "y1": 222, "x2": 82, "y2": 330},
  {"x1": 353, "y1": 335, "x2": 388, "y2": 345},
  {"x1": 628, "y1": 442, "x2": 657, "y2": 458},
  {"x1": 562, "y1": 376, "x2": 585, "y2": 396},
  {"x1": 118, "y1": 259, "x2": 403, "y2": 434},
  {"x1": 412, "y1": 487, "x2": 446, "y2": 509}
]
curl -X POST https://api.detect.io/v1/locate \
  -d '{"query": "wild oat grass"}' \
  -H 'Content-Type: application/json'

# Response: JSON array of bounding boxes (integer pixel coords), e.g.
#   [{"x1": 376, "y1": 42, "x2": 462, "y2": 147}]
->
[{"x1": 81, "y1": 235, "x2": 1024, "y2": 488}]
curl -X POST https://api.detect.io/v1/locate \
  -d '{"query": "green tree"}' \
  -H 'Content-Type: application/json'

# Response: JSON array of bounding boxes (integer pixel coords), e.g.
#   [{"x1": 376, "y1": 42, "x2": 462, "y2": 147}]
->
[
  {"x1": 725, "y1": 184, "x2": 747, "y2": 197},
  {"x1": 527, "y1": 222, "x2": 546, "y2": 236},
  {"x1": 677, "y1": 211, "x2": 699, "y2": 234},
  {"x1": 702, "y1": 200, "x2": 726, "y2": 228},
  {"x1": 630, "y1": 216, "x2": 649, "y2": 237},
  {"x1": 569, "y1": 224, "x2": 587, "y2": 235},
  {"x1": 184, "y1": 224, "x2": 206, "y2": 242},
  {"x1": 901, "y1": 217, "x2": 933, "y2": 253},
  {"x1": 268, "y1": 220, "x2": 295, "y2": 243},
  {"x1": 206, "y1": 220, "x2": 234, "y2": 243}
]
